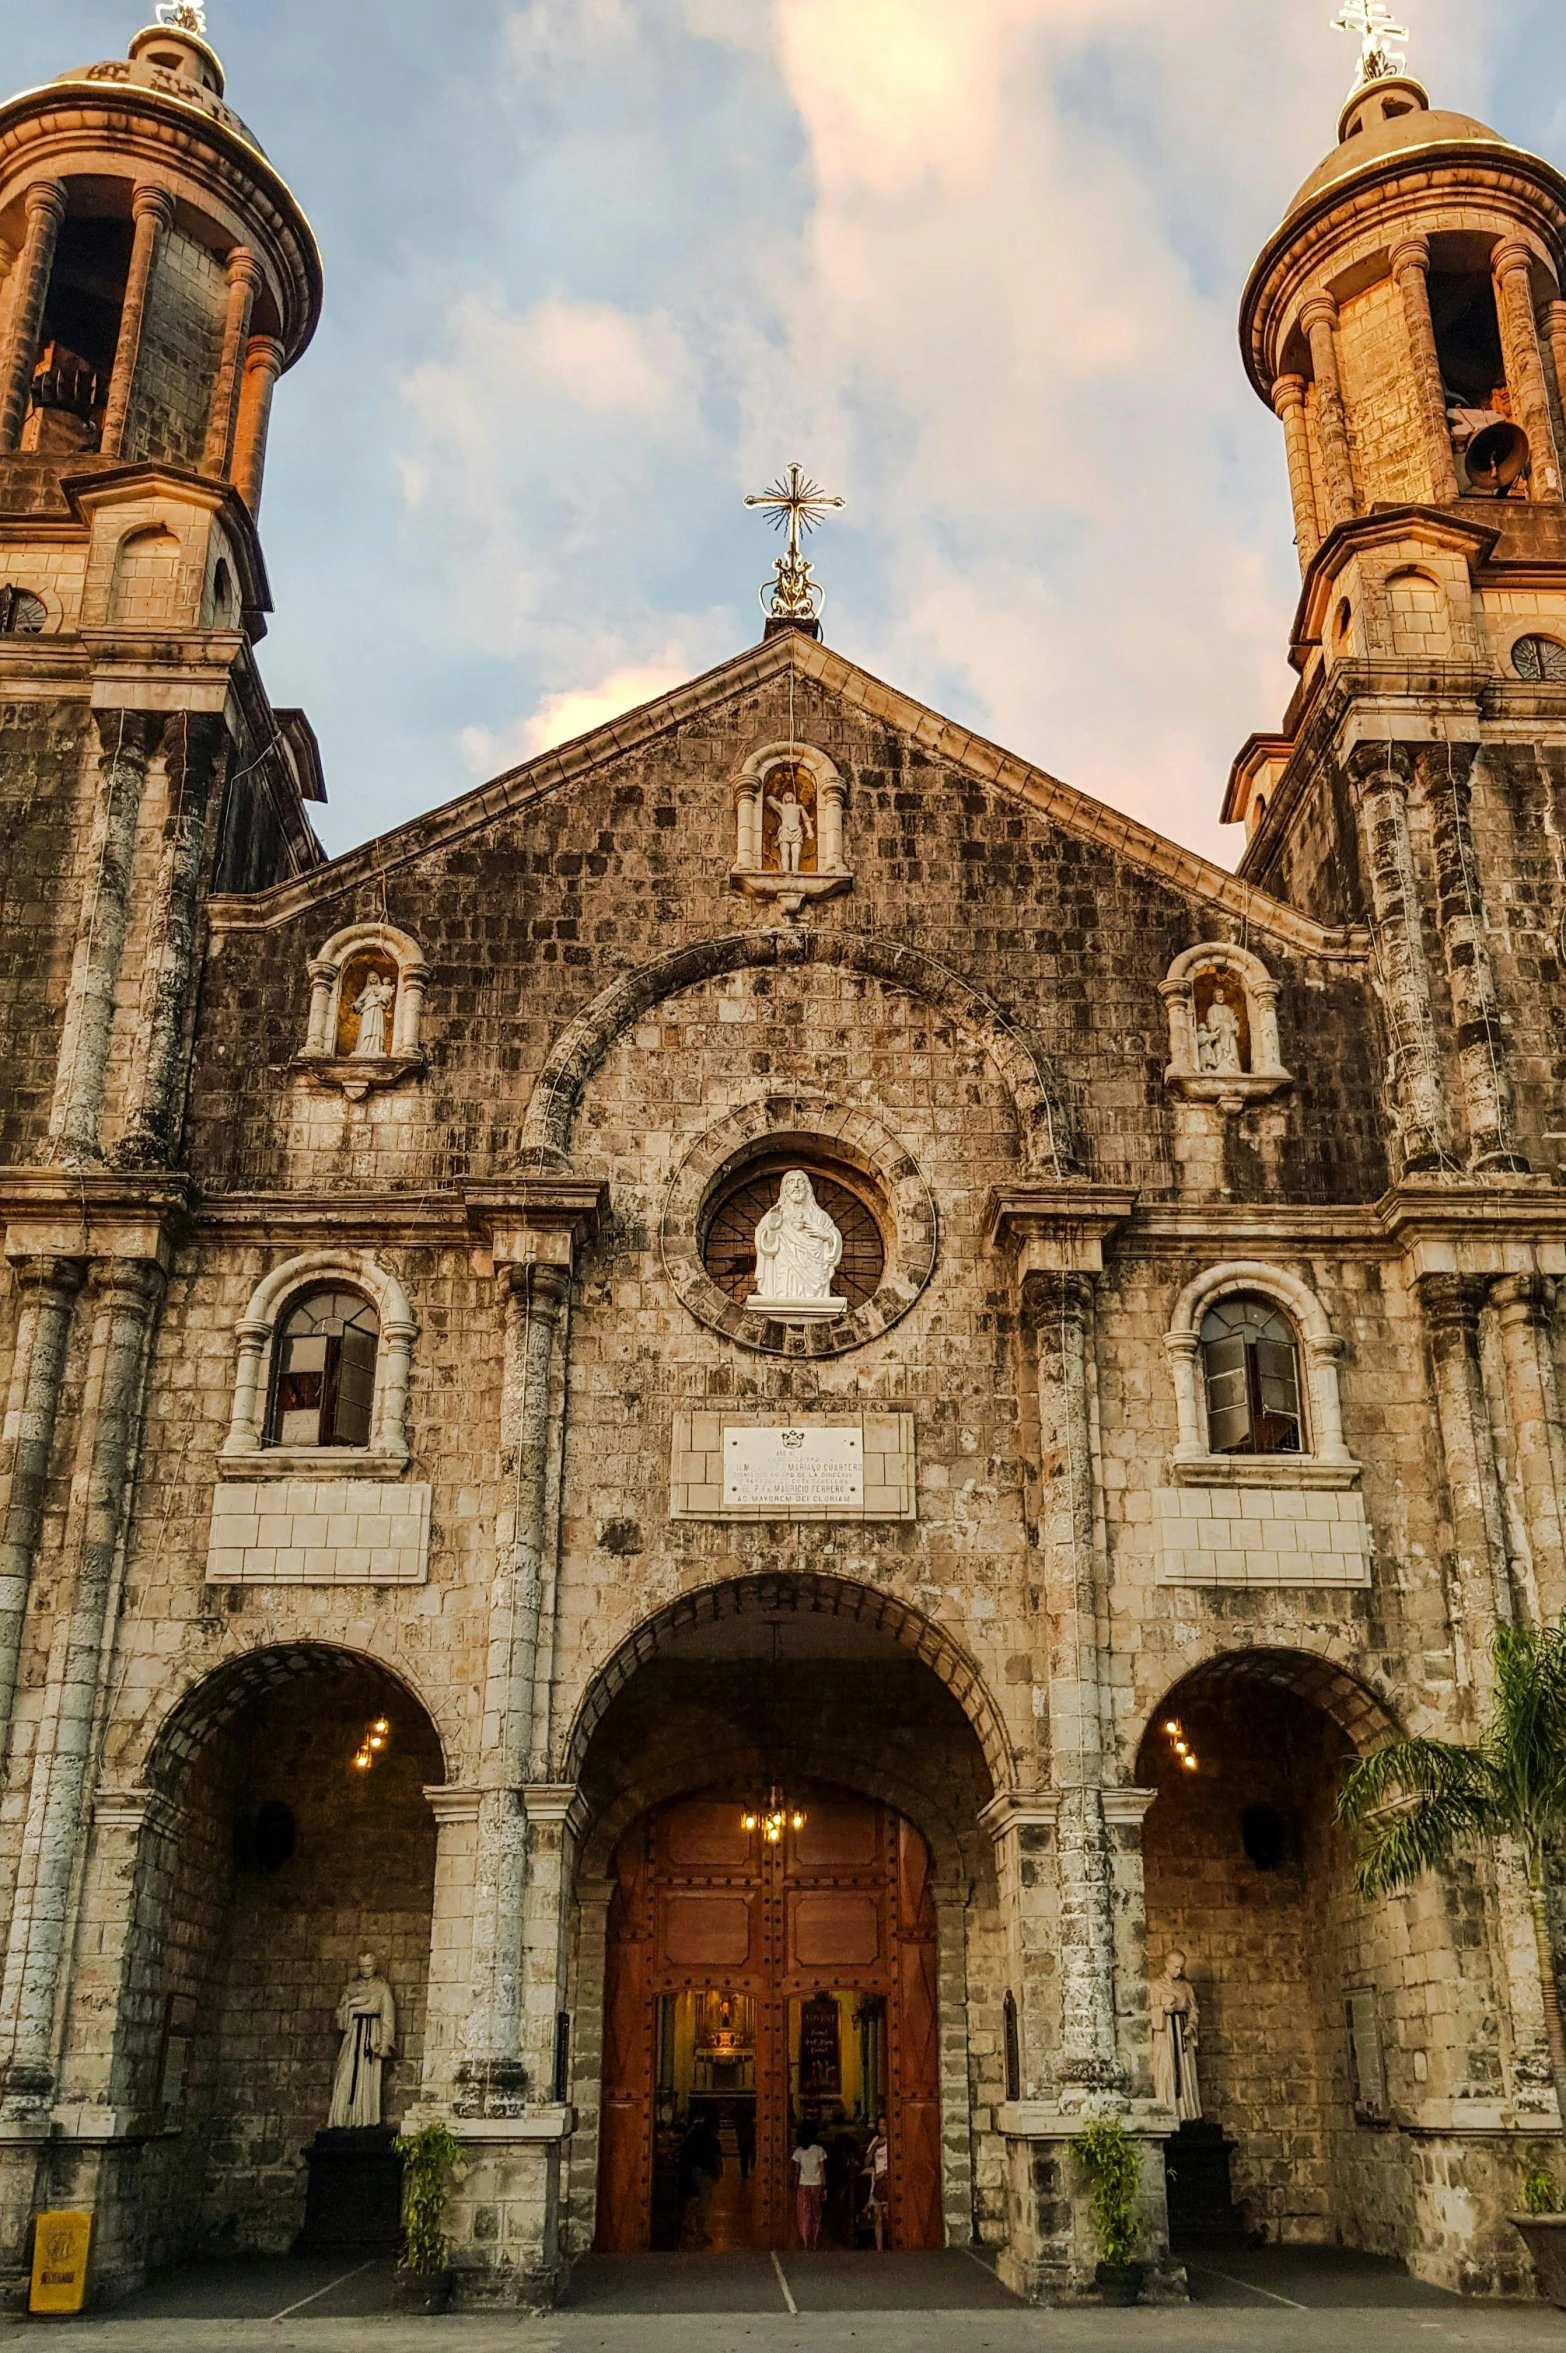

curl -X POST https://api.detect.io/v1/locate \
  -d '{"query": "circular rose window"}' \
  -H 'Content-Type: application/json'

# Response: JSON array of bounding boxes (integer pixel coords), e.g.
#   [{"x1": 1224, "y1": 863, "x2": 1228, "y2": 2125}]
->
[
  {"x1": 701, "y1": 1153, "x2": 887, "y2": 1310},
  {"x1": 662, "y1": 1098, "x2": 937, "y2": 1358}
]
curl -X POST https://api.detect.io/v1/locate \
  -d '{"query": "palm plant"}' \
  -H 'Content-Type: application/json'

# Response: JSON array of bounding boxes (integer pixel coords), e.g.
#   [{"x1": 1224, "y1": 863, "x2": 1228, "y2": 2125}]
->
[{"x1": 1337, "y1": 1618, "x2": 1566, "y2": 2130}]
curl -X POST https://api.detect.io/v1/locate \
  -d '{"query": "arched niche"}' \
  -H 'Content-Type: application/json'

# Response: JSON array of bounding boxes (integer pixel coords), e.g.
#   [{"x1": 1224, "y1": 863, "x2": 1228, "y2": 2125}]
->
[
  {"x1": 296, "y1": 921, "x2": 429, "y2": 1099},
  {"x1": 1160, "y1": 942, "x2": 1291, "y2": 1113},
  {"x1": 730, "y1": 740, "x2": 853, "y2": 913}
]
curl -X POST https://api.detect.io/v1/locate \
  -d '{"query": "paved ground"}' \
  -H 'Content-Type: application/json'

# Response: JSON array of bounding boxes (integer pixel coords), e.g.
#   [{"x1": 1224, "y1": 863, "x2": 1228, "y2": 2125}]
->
[{"x1": 8, "y1": 2245, "x2": 1560, "y2": 2349}]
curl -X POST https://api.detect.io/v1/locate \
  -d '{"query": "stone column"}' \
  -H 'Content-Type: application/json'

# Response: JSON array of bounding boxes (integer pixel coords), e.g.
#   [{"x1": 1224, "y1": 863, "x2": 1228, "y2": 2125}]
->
[
  {"x1": 418, "y1": 1785, "x2": 482, "y2": 2108},
  {"x1": 460, "y1": 1261, "x2": 570, "y2": 2115},
  {"x1": 1493, "y1": 240, "x2": 1562, "y2": 502},
  {"x1": 932, "y1": 1883, "x2": 976, "y2": 2246},
  {"x1": 818, "y1": 775, "x2": 848, "y2": 873},
  {"x1": 1417, "y1": 743, "x2": 1522, "y2": 1172},
  {"x1": 1418, "y1": 1274, "x2": 1514, "y2": 1707},
  {"x1": 1348, "y1": 742, "x2": 1447, "y2": 1174},
  {"x1": 49, "y1": 713, "x2": 168, "y2": 1167},
  {"x1": 1391, "y1": 235, "x2": 1460, "y2": 505},
  {"x1": 735, "y1": 780, "x2": 761, "y2": 871},
  {"x1": 0, "y1": 1259, "x2": 164, "y2": 2109},
  {"x1": 1299, "y1": 291, "x2": 1357, "y2": 530},
  {"x1": 0, "y1": 1258, "x2": 85, "y2": 1777},
  {"x1": 1541, "y1": 301, "x2": 1566, "y2": 454},
  {"x1": 1023, "y1": 1269, "x2": 1119, "y2": 2096},
  {"x1": 1490, "y1": 1275, "x2": 1566, "y2": 1626},
  {"x1": 202, "y1": 247, "x2": 262, "y2": 479},
  {"x1": 99, "y1": 187, "x2": 174, "y2": 463},
  {"x1": 230, "y1": 334, "x2": 285, "y2": 515},
  {"x1": 1272, "y1": 374, "x2": 1321, "y2": 571},
  {"x1": 117, "y1": 715, "x2": 227, "y2": 1169},
  {"x1": 0, "y1": 182, "x2": 66, "y2": 456}
]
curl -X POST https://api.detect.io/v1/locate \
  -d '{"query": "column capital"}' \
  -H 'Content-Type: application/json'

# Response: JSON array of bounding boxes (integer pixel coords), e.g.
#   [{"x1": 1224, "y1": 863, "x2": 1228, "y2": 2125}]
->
[
  {"x1": 7, "y1": 1255, "x2": 87, "y2": 1302},
  {"x1": 243, "y1": 332, "x2": 287, "y2": 378},
  {"x1": 1346, "y1": 739, "x2": 1414, "y2": 794},
  {"x1": 129, "y1": 184, "x2": 176, "y2": 229},
  {"x1": 91, "y1": 709, "x2": 169, "y2": 765},
  {"x1": 89, "y1": 1257, "x2": 166, "y2": 1316},
  {"x1": 1299, "y1": 289, "x2": 1341, "y2": 335},
  {"x1": 1492, "y1": 237, "x2": 1538, "y2": 282},
  {"x1": 508, "y1": 1260, "x2": 572, "y2": 1315},
  {"x1": 1489, "y1": 1272, "x2": 1552, "y2": 1328},
  {"x1": 226, "y1": 244, "x2": 264, "y2": 295},
  {"x1": 1416, "y1": 1269, "x2": 1489, "y2": 1334},
  {"x1": 1390, "y1": 232, "x2": 1432, "y2": 278},
  {"x1": 1271, "y1": 372, "x2": 1308, "y2": 418},
  {"x1": 1543, "y1": 297, "x2": 1566, "y2": 330},
  {"x1": 22, "y1": 179, "x2": 67, "y2": 228},
  {"x1": 1020, "y1": 1266, "x2": 1095, "y2": 1325}
]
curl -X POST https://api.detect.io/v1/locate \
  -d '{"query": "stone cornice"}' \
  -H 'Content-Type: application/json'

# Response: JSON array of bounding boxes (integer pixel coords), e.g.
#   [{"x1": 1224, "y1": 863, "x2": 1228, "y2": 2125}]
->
[{"x1": 204, "y1": 632, "x2": 1367, "y2": 963}]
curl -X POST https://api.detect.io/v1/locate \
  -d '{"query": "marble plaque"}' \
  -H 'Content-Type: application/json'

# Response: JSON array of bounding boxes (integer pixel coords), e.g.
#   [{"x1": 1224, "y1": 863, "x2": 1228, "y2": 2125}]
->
[{"x1": 724, "y1": 1424, "x2": 863, "y2": 1510}]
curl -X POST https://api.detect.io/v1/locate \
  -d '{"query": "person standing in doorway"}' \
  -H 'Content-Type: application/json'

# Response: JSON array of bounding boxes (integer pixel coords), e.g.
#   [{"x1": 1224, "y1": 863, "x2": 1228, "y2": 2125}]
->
[
  {"x1": 862, "y1": 2112, "x2": 890, "y2": 2251},
  {"x1": 679, "y1": 2112, "x2": 723, "y2": 2247},
  {"x1": 792, "y1": 2123, "x2": 827, "y2": 2249}
]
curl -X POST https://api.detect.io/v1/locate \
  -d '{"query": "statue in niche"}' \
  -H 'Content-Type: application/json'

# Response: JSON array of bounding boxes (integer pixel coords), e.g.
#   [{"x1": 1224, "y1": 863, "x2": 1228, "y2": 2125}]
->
[
  {"x1": 747, "y1": 1169, "x2": 848, "y2": 1316},
  {"x1": 1149, "y1": 1950, "x2": 1202, "y2": 2122},
  {"x1": 1195, "y1": 983, "x2": 1244, "y2": 1076},
  {"x1": 350, "y1": 971, "x2": 396, "y2": 1059},
  {"x1": 327, "y1": 1951, "x2": 397, "y2": 2129},
  {"x1": 765, "y1": 775, "x2": 815, "y2": 874}
]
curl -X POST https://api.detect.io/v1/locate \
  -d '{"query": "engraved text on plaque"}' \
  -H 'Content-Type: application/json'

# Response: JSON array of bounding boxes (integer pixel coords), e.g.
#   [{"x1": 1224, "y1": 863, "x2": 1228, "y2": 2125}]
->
[{"x1": 724, "y1": 1425, "x2": 864, "y2": 1510}]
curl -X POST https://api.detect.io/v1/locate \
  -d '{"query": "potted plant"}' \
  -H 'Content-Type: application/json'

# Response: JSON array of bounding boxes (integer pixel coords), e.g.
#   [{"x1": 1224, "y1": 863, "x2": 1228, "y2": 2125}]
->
[
  {"x1": 391, "y1": 2123, "x2": 465, "y2": 2314},
  {"x1": 1073, "y1": 2116, "x2": 1144, "y2": 2305},
  {"x1": 1512, "y1": 2170, "x2": 1566, "y2": 2309}
]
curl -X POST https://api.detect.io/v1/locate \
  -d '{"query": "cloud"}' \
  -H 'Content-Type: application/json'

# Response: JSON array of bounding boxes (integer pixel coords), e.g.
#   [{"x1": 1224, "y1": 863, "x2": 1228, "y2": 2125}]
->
[{"x1": 462, "y1": 657, "x2": 692, "y2": 774}]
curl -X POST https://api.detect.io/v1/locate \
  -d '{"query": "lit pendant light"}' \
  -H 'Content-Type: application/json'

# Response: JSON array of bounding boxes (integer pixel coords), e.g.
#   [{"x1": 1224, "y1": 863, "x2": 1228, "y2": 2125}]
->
[
  {"x1": 740, "y1": 1623, "x2": 807, "y2": 1840},
  {"x1": 351, "y1": 1712, "x2": 394, "y2": 1774}
]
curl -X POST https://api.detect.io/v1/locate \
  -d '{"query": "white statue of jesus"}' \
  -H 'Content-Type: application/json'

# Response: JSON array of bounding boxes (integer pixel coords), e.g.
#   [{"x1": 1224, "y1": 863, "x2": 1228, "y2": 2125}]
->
[
  {"x1": 351, "y1": 973, "x2": 396, "y2": 1059},
  {"x1": 1149, "y1": 1949, "x2": 1202, "y2": 2122},
  {"x1": 327, "y1": 1952, "x2": 397, "y2": 2130},
  {"x1": 746, "y1": 1170, "x2": 848, "y2": 1319},
  {"x1": 765, "y1": 781, "x2": 815, "y2": 875}
]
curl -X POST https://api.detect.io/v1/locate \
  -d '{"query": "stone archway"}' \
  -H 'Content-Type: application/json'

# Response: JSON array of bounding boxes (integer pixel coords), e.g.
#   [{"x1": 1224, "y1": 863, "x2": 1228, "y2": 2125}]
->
[{"x1": 124, "y1": 1647, "x2": 447, "y2": 2265}]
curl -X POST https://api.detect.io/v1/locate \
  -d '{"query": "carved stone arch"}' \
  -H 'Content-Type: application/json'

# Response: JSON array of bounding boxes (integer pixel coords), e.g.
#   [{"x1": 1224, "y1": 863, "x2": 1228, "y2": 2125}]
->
[
  {"x1": 302, "y1": 920, "x2": 430, "y2": 1067},
  {"x1": 1136, "y1": 1643, "x2": 1402, "y2": 1764},
  {"x1": 516, "y1": 926, "x2": 1074, "y2": 1176},
  {"x1": 560, "y1": 1569, "x2": 1016, "y2": 1799},
  {"x1": 221, "y1": 1246, "x2": 417, "y2": 1460},
  {"x1": 136, "y1": 1639, "x2": 454, "y2": 1795},
  {"x1": 1165, "y1": 1257, "x2": 1350, "y2": 1463},
  {"x1": 1160, "y1": 940, "x2": 1290, "y2": 1108}
]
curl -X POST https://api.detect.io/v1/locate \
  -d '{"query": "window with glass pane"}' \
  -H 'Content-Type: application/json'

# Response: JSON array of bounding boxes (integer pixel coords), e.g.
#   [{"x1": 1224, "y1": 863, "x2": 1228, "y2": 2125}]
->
[
  {"x1": 1200, "y1": 1296, "x2": 1303, "y2": 1455},
  {"x1": 267, "y1": 1289, "x2": 379, "y2": 1447},
  {"x1": 1513, "y1": 634, "x2": 1566, "y2": 683}
]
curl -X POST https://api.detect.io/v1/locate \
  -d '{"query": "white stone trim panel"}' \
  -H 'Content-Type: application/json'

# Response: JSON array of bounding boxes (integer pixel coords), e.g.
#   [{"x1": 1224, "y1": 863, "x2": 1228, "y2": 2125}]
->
[
  {"x1": 1154, "y1": 1481, "x2": 1371, "y2": 1588},
  {"x1": 206, "y1": 1478, "x2": 432, "y2": 1585},
  {"x1": 670, "y1": 1409, "x2": 916, "y2": 1522}
]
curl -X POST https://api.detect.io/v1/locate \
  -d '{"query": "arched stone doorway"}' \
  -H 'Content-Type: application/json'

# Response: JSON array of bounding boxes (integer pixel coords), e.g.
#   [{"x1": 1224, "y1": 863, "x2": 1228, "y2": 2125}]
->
[
  {"x1": 1135, "y1": 1650, "x2": 1407, "y2": 2255},
  {"x1": 124, "y1": 1647, "x2": 446, "y2": 2268},
  {"x1": 561, "y1": 1574, "x2": 1006, "y2": 2264},
  {"x1": 599, "y1": 1784, "x2": 940, "y2": 2253}
]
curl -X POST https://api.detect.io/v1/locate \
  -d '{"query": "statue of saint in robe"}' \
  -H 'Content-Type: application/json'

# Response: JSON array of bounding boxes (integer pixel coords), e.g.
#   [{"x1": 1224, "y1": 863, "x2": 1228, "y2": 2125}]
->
[
  {"x1": 1196, "y1": 986, "x2": 1243, "y2": 1075},
  {"x1": 1149, "y1": 1950, "x2": 1202, "y2": 2122},
  {"x1": 746, "y1": 1170, "x2": 848, "y2": 1318},
  {"x1": 351, "y1": 973, "x2": 396, "y2": 1059},
  {"x1": 328, "y1": 1952, "x2": 397, "y2": 2130}
]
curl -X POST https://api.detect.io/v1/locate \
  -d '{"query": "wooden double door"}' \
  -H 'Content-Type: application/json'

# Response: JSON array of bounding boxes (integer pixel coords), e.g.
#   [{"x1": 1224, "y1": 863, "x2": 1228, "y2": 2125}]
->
[{"x1": 597, "y1": 1786, "x2": 942, "y2": 2252}]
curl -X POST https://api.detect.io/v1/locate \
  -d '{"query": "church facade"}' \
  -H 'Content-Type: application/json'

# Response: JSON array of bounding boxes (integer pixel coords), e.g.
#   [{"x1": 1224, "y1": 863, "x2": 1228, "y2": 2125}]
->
[{"x1": 0, "y1": 8, "x2": 1564, "y2": 2311}]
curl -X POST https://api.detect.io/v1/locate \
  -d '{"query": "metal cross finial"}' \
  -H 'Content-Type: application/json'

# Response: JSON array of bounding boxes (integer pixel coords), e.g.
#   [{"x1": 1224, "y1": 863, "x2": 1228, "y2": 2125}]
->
[
  {"x1": 1333, "y1": 3, "x2": 1409, "y2": 95},
  {"x1": 744, "y1": 463, "x2": 846, "y2": 624},
  {"x1": 155, "y1": 2, "x2": 209, "y2": 34}
]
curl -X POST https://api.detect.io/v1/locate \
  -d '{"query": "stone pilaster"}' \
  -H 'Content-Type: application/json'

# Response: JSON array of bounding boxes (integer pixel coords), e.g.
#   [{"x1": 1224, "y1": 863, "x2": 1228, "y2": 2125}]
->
[
  {"x1": 49, "y1": 713, "x2": 169, "y2": 1168},
  {"x1": 203, "y1": 248, "x2": 262, "y2": 479},
  {"x1": 1272, "y1": 373, "x2": 1320, "y2": 570},
  {"x1": 1490, "y1": 1275, "x2": 1566, "y2": 1626},
  {"x1": 0, "y1": 181, "x2": 66, "y2": 456},
  {"x1": 1391, "y1": 235, "x2": 1460, "y2": 504},
  {"x1": 0, "y1": 1258, "x2": 164, "y2": 2111},
  {"x1": 1348, "y1": 742, "x2": 1448, "y2": 1174},
  {"x1": 1418, "y1": 1274, "x2": 1513, "y2": 1703},
  {"x1": 1417, "y1": 743, "x2": 1523, "y2": 1172},
  {"x1": 116, "y1": 715, "x2": 228, "y2": 1170},
  {"x1": 231, "y1": 333, "x2": 286, "y2": 515},
  {"x1": 1300, "y1": 291, "x2": 1357, "y2": 529},
  {"x1": 0, "y1": 1258, "x2": 85, "y2": 1780},
  {"x1": 99, "y1": 187, "x2": 174, "y2": 462},
  {"x1": 460, "y1": 1260, "x2": 571, "y2": 2116},
  {"x1": 1493, "y1": 240, "x2": 1562, "y2": 502}
]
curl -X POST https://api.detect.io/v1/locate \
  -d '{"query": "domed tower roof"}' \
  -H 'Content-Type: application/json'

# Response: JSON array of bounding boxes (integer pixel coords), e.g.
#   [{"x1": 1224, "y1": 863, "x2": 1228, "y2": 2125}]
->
[
  {"x1": 48, "y1": 27, "x2": 268, "y2": 160},
  {"x1": 1284, "y1": 78, "x2": 1514, "y2": 222}
]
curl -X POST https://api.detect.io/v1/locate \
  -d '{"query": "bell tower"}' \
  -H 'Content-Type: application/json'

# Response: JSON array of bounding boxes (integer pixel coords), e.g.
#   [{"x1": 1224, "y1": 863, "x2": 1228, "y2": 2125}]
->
[
  {"x1": 1225, "y1": 16, "x2": 1566, "y2": 1180},
  {"x1": 0, "y1": 7, "x2": 324, "y2": 1170}
]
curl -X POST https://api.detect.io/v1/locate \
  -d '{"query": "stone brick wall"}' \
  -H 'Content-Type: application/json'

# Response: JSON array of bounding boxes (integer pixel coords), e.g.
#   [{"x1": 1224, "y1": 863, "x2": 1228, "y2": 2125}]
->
[
  {"x1": 0, "y1": 703, "x2": 91, "y2": 1158},
  {"x1": 127, "y1": 228, "x2": 226, "y2": 475}
]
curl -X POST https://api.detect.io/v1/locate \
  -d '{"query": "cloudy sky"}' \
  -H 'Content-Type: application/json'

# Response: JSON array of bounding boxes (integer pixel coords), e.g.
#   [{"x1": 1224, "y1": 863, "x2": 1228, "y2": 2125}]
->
[{"x1": 17, "y1": 2, "x2": 1563, "y2": 861}]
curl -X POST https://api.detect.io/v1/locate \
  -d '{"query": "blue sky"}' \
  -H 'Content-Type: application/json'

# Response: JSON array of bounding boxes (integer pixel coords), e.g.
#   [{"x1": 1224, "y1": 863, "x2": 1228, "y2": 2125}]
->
[{"x1": 14, "y1": 2, "x2": 1564, "y2": 861}]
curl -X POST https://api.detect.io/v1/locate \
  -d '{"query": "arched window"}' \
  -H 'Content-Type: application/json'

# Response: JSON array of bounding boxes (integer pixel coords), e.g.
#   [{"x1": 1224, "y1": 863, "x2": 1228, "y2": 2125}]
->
[
  {"x1": 266, "y1": 1288, "x2": 379, "y2": 1449},
  {"x1": 1512, "y1": 633, "x2": 1566, "y2": 682},
  {"x1": 1201, "y1": 1296, "x2": 1303, "y2": 1457},
  {"x1": 0, "y1": 586, "x2": 46, "y2": 635}
]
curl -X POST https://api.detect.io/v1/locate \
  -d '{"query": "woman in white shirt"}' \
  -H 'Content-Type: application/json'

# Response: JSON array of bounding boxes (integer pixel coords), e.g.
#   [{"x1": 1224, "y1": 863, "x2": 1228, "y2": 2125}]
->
[{"x1": 791, "y1": 2126, "x2": 828, "y2": 2248}]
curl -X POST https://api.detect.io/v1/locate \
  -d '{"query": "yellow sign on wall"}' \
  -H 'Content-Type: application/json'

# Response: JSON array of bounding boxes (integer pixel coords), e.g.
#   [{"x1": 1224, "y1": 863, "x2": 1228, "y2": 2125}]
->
[{"x1": 30, "y1": 2211, "x2": 92, "y2": 2315}]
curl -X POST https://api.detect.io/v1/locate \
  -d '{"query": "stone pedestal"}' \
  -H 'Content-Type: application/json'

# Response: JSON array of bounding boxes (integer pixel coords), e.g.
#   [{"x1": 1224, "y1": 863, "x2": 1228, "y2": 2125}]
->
[
  {"x1": 296, "y1": 2127, "x2": 402, "y2": 2251},
  {"x1": 995, "y1": 2105, "x2": 1184, "y2": 2304}
]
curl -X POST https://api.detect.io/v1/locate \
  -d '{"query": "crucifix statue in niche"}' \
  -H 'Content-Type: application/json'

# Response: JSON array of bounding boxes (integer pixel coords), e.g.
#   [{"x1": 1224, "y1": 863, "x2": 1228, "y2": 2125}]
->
[{"x1": 763, "y1": 764, "x2": 818, "y2": 876}]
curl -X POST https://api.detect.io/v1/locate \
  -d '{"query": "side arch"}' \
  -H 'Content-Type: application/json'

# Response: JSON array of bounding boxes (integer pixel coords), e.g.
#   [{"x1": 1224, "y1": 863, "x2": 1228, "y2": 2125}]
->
[
  {"x1": 139, "y1": 1640, "x2": 453, "y2": 1792},
  {"x1": 515, "y1": 925, "x2": 1074, "y2": 1175},
  {"x1": 1136, "y1": 1643, "x2": 1403, "y2": 1764},
  {"x1": 560, "y1": 1569, "x2": 1016, "y2": 1801}
]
